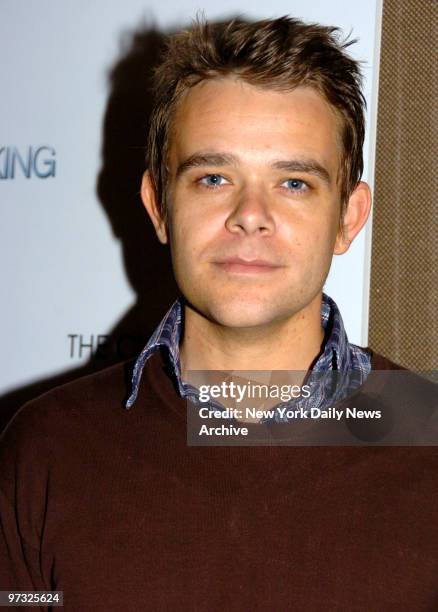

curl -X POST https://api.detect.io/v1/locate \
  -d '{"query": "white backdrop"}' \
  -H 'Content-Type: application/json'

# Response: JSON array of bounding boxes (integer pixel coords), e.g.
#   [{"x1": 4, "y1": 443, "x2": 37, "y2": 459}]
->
[{"x1": 0, "y1": 0, "x2": 382, "y2": 398}]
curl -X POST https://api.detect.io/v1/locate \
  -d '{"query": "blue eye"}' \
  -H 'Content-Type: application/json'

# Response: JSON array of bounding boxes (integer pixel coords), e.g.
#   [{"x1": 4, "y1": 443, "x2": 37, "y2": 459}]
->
[
  {"x1": 282, "y1": 178, "x2": 307, "y2": 191},
  {"x1": 199, "y1": 174, "x2": 229, "y2": 188}
]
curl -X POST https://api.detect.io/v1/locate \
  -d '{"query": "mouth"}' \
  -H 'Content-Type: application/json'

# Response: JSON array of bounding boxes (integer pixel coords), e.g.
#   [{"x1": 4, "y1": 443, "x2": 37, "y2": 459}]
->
[{"x1": 213, "y1": 257, "x2": 283, "y2": 275}]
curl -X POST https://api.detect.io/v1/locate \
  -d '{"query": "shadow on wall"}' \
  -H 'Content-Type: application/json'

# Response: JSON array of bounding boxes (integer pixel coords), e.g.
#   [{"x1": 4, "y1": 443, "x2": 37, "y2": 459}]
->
[{"x1": 0, "y1": 25, "x2": 179, "y2": 433}]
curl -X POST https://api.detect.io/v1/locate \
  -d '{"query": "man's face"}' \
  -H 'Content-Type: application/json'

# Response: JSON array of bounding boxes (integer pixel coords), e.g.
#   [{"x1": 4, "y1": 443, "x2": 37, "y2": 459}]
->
[{"x1": 156, "y1": 77, "x2": 347, "y2": 329}]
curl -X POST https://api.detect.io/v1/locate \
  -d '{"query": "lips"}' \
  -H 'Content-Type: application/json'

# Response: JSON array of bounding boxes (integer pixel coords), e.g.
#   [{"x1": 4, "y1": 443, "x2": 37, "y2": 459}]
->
[{"x1": 214, "y1": 256, "x2": 282, "y2": 274}]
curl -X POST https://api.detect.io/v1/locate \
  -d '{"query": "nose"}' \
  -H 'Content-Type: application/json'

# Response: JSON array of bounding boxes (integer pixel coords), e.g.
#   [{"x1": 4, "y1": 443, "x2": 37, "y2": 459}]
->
[{"x1": 224, "y1": 187, "x2": 275, "y2": 236}]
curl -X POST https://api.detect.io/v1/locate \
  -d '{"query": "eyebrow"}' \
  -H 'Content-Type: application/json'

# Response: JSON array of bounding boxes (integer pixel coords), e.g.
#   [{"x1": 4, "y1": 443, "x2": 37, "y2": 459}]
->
[
  {"x1": 175, "y1": 152, "x2": 332, "y2": 185},
  {"x1": 176, "y1": 153, "x2": 237, "y2": 177}
]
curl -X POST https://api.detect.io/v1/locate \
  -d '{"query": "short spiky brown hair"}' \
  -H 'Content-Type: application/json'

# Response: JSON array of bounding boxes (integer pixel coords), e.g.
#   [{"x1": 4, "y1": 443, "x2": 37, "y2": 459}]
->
[{"x1": 147, "y1": 15, "x2": 366, "y2": 222}]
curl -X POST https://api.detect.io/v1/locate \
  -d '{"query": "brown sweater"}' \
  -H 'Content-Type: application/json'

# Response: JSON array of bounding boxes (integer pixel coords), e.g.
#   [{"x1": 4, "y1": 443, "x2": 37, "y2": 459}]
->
[{"x1": 0, "y1": 351, "x2": 437, "y2": 611}]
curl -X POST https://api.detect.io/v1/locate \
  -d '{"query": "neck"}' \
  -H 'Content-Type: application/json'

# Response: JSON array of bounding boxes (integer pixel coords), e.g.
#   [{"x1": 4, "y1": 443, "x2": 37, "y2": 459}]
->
[{"x1": 180, "y1": 294, "x2": 325, "y2": 379}]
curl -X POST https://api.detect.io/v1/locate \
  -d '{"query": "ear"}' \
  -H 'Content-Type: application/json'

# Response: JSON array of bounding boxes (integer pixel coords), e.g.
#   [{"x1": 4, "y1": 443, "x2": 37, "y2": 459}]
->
[
  {"x1": 334, "y1": 181, "x2": 372, "y2": 255},
  {"x1": 140, "y1": 171, "x2": 168, "y2": 244}
]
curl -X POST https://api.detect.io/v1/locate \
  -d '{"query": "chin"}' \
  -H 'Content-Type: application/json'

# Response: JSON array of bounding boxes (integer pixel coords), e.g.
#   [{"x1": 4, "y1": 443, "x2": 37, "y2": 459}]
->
[{"x1": 206, "y1": 301, "x2": 284, "y2": 329}]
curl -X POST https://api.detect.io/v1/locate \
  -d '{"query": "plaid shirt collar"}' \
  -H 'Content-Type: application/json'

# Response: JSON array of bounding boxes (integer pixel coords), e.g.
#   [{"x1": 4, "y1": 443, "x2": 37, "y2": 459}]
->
[{"x1": 125, "y1": 293, "x2": 371, "y2": 409}]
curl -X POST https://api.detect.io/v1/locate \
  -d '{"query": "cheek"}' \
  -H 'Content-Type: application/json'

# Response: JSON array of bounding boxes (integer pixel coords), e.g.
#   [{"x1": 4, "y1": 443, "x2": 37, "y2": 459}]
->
[
  {"x1": 285, "y1": 215, "x2": 338, "y2": 275},
  {"x1": 283, "y1": 212, "x2": 334, "y2": 247},
  {"x1": 176, "y1": 202, "x2": 225, "y2": 241},
  {"x1": 308, "y1": 204, "x2": 339, "y2": 243},
  {"x1": 169, "y1": 207, "x2": 216, "y2": 265}
]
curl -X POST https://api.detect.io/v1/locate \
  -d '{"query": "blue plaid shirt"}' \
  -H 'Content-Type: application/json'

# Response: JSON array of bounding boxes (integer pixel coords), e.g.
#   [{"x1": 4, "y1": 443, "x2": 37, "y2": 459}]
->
[{"x1": 125, "y1": 293, "x2": 371, "y2": 419}]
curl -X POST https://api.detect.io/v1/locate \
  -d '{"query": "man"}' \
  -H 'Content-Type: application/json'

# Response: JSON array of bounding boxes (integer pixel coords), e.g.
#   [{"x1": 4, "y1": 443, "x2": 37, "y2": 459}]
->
[{"x1": 1, "y1": 16, "x2": 437, "y2": 611}]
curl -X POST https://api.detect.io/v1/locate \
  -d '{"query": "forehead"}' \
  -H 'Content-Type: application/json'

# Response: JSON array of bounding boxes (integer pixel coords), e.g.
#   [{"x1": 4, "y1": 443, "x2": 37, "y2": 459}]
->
[{"x1": 169, "y1": 76, "x2": 342, "y2": 173}]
